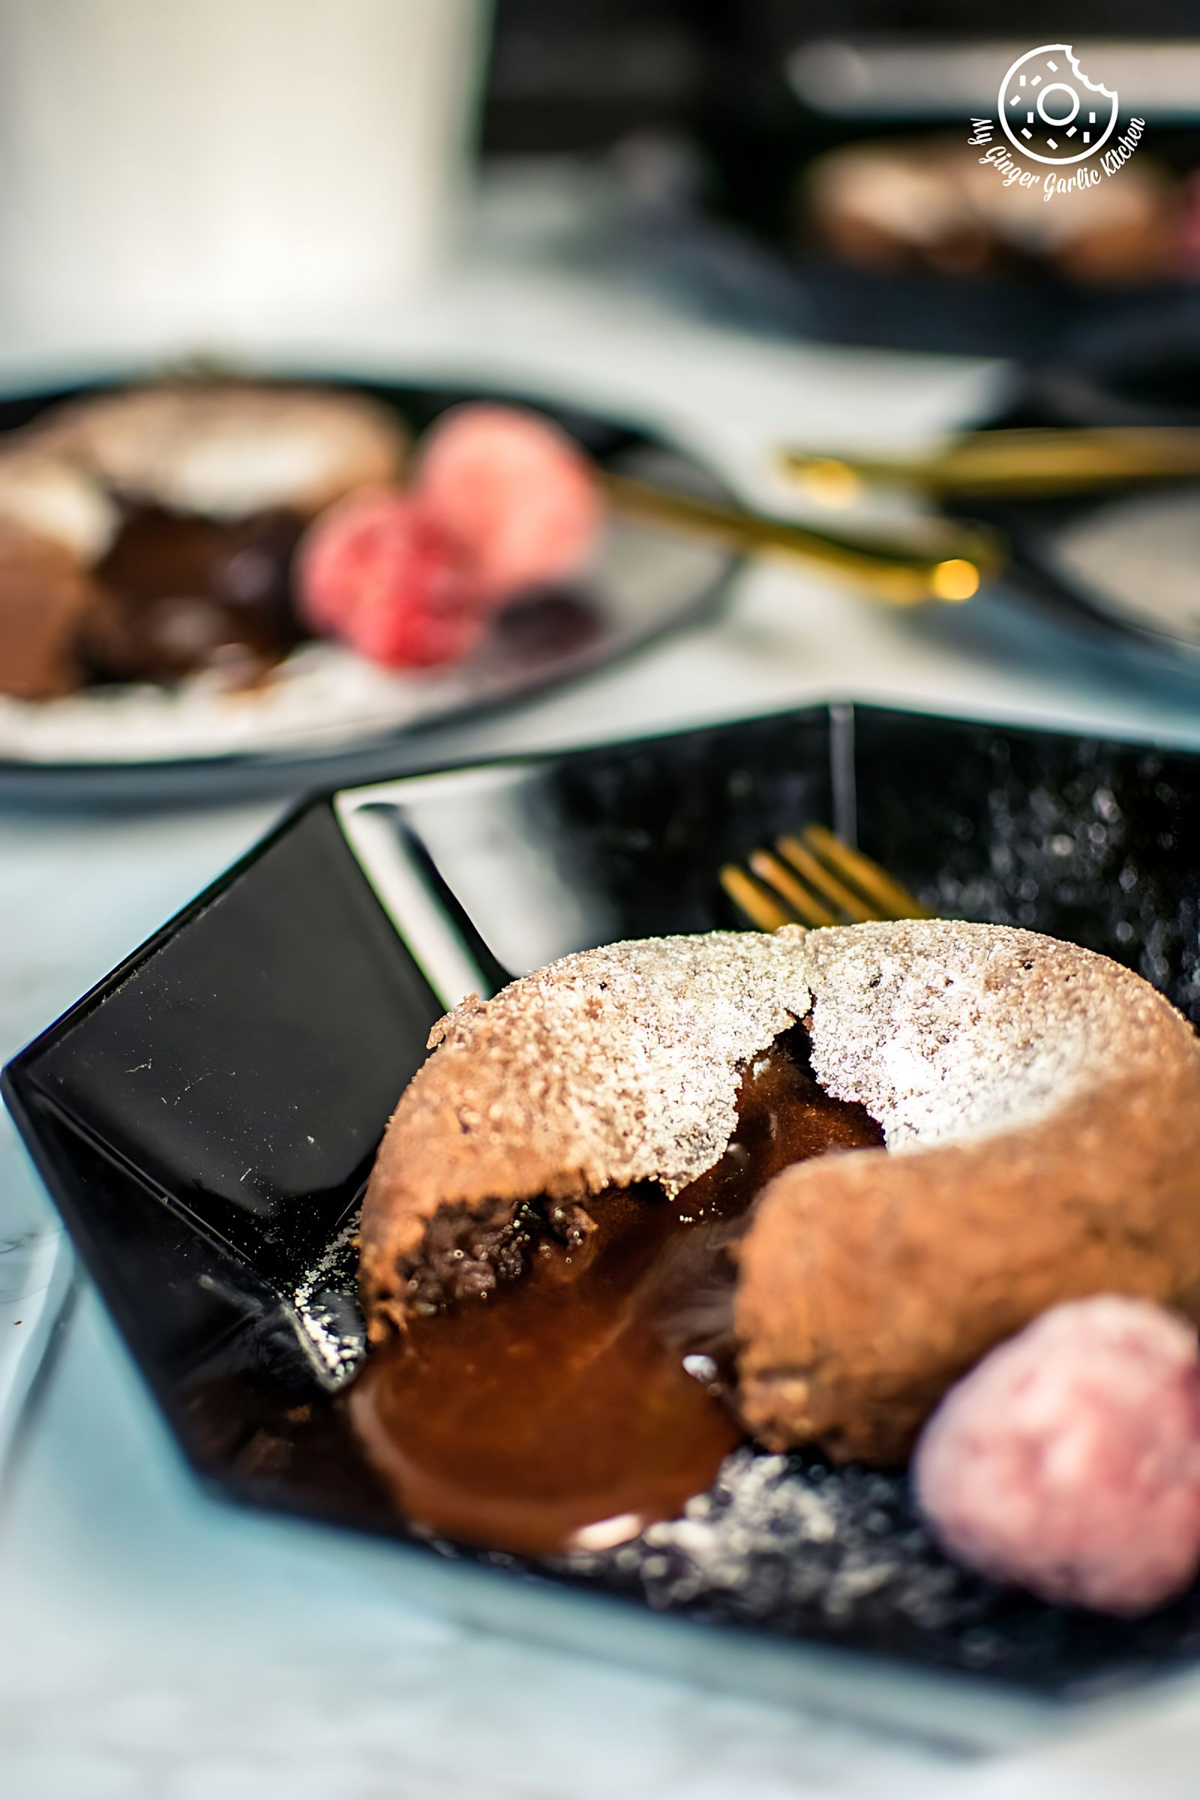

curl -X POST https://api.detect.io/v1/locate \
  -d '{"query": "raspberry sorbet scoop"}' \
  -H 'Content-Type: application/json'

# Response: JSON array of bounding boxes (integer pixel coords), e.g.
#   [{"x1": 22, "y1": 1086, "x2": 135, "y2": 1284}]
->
[
  {"x1": 415, "y1": 404, "x2": 601, "y2": 600},
  {"x1": 914, "y1": 1296, "x2": 1200, "y2": 1614},
  {"x1": 297, "y1": 490, "x2": 484, "y2": 669}
]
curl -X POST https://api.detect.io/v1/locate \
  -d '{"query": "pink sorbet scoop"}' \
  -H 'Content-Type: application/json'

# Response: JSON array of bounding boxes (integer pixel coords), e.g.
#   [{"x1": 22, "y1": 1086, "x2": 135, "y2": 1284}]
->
[
  {"x1": 416, "y1": 403, "x2": 601, "y2": 601},
  {"x1": 914, "y1": 1295, "x2": 1200, "y2": 1615},
  {"x1": 297, "y1": 490, "x2": 485, "y2": 670}
]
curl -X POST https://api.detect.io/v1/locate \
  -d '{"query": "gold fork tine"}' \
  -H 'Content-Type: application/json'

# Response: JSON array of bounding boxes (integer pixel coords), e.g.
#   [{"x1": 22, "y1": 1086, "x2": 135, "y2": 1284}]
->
[
  {"x1": 719, "y1": 864, "x2": 797, "y2": 933},
  {"x1": 748, "y1": 849, "x2": 840, "y2": 927},
  {"x1": 722, "y1": 825, "x2": 932, "y2": 933},
  {"x1": 774, "y1": 834, "x2": 881, "y2": 922},
  {"x1": 801, "y1": 825, "x2": 933, "y2": 920}
]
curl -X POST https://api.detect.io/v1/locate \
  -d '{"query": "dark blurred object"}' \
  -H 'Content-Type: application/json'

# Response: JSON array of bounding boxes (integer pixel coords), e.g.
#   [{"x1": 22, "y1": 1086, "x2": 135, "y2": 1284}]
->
[
  {"x1": 1027, "y1": 296, "x2": 1200, "y2": 426},
  {"x1": 482, "y1": 0, "x2": 703, "y2": 151},
  {"x1": 481, "y1": 3, "x2": 1200, "y2": 354},
  {"x1": 949, "y1": 297, "x2": 1200, "y2": 656}
]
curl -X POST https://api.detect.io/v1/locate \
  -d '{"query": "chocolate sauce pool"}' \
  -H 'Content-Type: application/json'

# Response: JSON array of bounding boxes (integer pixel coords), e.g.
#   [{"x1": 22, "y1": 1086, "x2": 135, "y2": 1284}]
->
[{"x1": 349, "y1": 1037, "x2": 883, "y2": 1556}]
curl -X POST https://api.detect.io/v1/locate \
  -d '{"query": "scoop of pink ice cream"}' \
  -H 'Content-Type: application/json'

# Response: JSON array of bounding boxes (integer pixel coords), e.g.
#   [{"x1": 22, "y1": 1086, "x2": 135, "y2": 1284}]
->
[
  {"x1": 914, "y1": 1296, "x2": 1200, "y2": 1614},
  {"x1": 415, "y1": 404, "x2": 601, "y2": 602},
  {"x1": 297, "y1": 489, "x2": 485, "y2": 670}
]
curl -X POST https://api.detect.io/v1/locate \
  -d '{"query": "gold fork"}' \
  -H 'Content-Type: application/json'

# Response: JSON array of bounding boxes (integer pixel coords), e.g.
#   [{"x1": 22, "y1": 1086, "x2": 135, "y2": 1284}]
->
[
  {"x1": 720, "y1": 823, "x2": 932, "y2": 932},
  {"x1": 781, "y1": 427, "x2": 1200, "y2": 503}
]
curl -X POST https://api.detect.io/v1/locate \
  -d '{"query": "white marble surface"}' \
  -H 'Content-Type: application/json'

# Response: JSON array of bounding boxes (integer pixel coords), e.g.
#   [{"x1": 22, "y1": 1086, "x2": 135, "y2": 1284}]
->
[{"x1": 4, "y1": 245, "x2": 1200, "y2": 1797}]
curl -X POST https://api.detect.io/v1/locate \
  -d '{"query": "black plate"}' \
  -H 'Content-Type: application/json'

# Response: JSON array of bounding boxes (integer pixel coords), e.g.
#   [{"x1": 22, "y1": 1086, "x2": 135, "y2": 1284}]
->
[
  {"x1": 951, "y1": 297, "x2": 1200, "y2": 668},
  {"x1": 0, "y1": 372, "x2": 736, "y2": 805},
  {"x1": 6, "y1": 702, "x2": 1200, "y2": 1743}
]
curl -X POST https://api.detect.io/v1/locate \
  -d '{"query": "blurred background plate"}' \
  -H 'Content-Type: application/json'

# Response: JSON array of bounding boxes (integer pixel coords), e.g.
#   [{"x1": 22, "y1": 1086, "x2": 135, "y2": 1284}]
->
[
  {"x1": 950, "y1": 299, "x2": 1200, "y2": 665},
  {"x1": 483, "y1": 7, "x2": 1200, "y2": 360},
  {"x1": 0, "y1": 374, "x2": 736, "y2": 804}
]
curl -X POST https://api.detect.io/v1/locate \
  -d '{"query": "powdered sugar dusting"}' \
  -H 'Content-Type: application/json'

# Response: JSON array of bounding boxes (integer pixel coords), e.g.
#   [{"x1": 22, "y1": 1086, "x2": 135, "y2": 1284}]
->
[
  {"x1": 801, "y1": 919, "x2": 1149, "y2": 1149},
  {"x1": 364, "y1": 919, "x2": 1187, "y2": 1323},
  {"x1": 292, "y1": 1216, "x2": 367, "y2": 1383},
  {"x1": 428, "y1": 930, "x2": 818, "y2": 1200},
  {"x1": 552, "y1": 1445, "x2": 993, "y2": 1640}
]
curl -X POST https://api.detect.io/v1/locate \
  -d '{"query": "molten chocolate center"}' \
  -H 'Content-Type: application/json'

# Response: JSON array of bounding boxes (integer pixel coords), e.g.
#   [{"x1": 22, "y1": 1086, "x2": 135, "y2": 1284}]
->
[
  {"x1": 87, "y1": 505, "x2": 303, "y2": 683},
  {"x1": 348, "y1": 1033, "x2": 883, "y2": 1557}
]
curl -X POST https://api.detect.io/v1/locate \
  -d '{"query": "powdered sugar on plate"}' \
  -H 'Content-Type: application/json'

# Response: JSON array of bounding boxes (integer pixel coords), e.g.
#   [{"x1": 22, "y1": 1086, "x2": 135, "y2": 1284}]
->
[
  {"x1": 552, "y1": 1446, "x2": 997, "y2": 1647},
  {"x1": 0, "y1": 639, "x2": 478, "y2": 764},
  {"x1": 291, "y1": 1215, "x2": 367, "y2": 1385}
]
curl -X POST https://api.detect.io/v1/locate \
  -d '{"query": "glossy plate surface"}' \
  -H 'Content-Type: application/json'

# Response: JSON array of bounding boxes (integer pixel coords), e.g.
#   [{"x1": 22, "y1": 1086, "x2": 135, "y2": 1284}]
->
[{"x1": 6, "y1": 703, "x2": 1200, "y2": 1744}]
